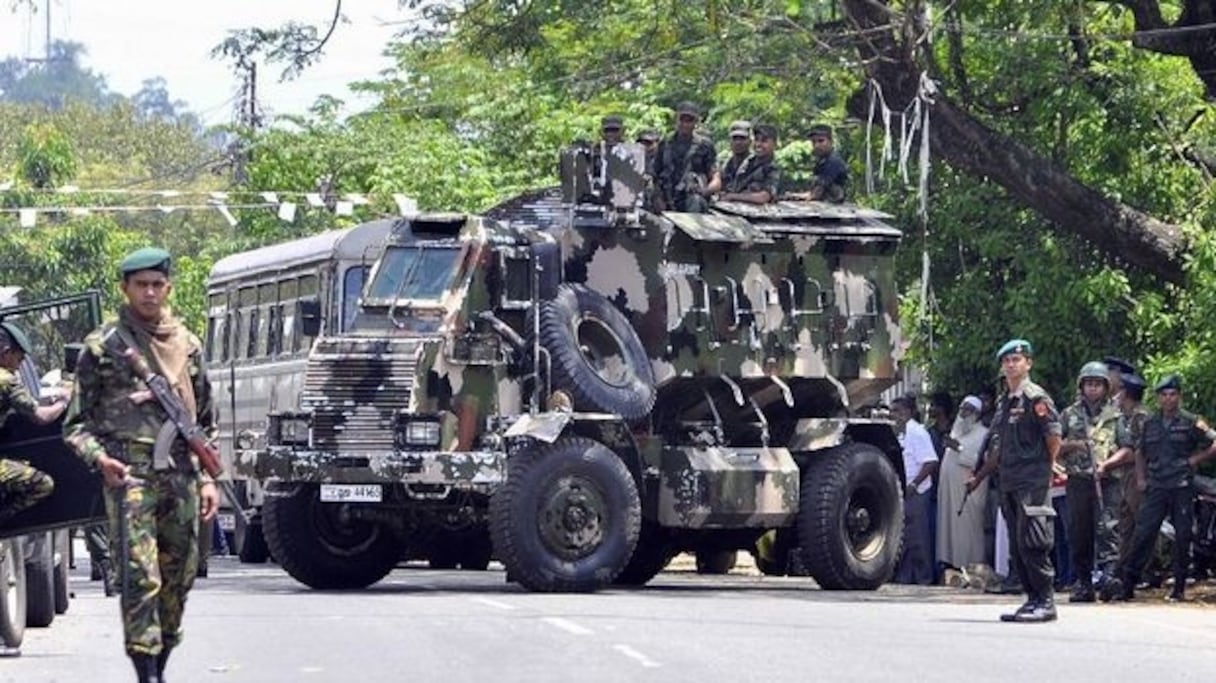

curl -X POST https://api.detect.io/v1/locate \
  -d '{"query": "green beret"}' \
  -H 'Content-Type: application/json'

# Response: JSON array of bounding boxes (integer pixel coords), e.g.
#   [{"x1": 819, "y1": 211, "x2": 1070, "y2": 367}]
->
[
  {"x1": 996, "y1": 338, "x2": 1033, "y2": 362},
  {"x1": 0, "y1": 321, "x2": 33, "y2": 355},
  {"x1": 120, "y1": 247, "x2": 172, "y2": 277},
  {"x1": 1155, "y1": 374, "x2": 1182, "y2": 393}
]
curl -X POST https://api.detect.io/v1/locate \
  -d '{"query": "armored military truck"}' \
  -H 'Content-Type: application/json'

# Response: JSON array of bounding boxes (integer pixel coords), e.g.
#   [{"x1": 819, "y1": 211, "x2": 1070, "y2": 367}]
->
[{"x1": 240, "y1": 142, "x2": 907, "y2": 592}]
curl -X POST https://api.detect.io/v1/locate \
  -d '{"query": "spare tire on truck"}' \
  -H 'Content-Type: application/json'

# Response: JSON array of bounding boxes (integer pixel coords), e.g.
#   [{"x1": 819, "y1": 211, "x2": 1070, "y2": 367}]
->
[
  {"x1": 796, "y1": 443, "x2": 903, "y2": 590},
  {"x1": 490, "y1": 437, "x2": 640, "y2": 592},
  {"x1": 536, "y1": 284, "x2": 655, "y2": 422},
  {"x1": 263, "y1": 483, "x2": 401, "y2": 590}
]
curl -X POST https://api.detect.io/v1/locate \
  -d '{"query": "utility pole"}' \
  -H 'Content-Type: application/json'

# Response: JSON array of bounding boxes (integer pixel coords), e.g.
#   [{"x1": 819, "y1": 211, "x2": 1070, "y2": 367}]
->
[{"x1": 230, "y1": 60, "x2": 261, "y2": 185}]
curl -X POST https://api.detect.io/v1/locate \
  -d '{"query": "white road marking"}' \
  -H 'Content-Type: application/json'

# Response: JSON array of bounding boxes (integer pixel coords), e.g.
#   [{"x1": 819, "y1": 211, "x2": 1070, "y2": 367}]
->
[
  {"x1": 541, "y1": 616, "x2": 594, "y2": 635},
  {"x1": 471, "y1": 596, "x2": 517, "y2": 611},
  {"x1": 613, "y1": 644, "x2": 661, "y2": 668}
]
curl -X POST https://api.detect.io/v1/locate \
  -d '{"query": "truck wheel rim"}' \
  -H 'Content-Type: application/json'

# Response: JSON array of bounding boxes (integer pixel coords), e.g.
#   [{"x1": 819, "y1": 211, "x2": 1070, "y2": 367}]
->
[{"x1": 538, "y1": 475, "x2": 608, "y2": 560}]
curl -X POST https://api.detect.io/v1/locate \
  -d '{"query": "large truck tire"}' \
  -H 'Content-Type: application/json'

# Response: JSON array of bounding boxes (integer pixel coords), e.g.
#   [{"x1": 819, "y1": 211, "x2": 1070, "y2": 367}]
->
[
  {"x1": 491, "y1": 437, "x2": 640, "y2": 592},
  {"x1": 537, "y1": 284, "x2": 656, "y2": 422},
  {"x1": 0, "y1": 539, "x2": 26, "y2": 649},
  {"x1": 53, "y1": 530, "x2": 70, "y2": 615},
  {"x1": 24, "y1": 534, "x2": 55, "y2": 628},
  {"x1": 797, "y1": 443, "x2": 903, "y2": 590},
  {"x1": 613, "y1": 520, "x2": 675, "y2": 586},
  {"x1": 263, "y1": 483, "x2": 400, "y2": 589}
]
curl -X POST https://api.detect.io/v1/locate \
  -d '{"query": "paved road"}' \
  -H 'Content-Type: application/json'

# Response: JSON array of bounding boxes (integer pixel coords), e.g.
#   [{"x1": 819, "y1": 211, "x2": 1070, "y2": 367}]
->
[{"x1": 5, "y1": 557, "x2": 1216, "y2": 682}]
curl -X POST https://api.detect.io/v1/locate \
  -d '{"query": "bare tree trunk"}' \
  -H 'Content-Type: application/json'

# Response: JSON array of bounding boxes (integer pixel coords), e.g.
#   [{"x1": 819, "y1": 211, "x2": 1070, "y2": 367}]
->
[{"x1": 841, "y1": 0, "x2": 1188, "y2": 284}]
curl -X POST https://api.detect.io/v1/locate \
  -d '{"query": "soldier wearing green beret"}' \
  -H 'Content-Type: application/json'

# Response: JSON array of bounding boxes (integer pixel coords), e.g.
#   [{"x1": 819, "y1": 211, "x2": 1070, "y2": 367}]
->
[
  {"x1": 63, "y1": 247, "x2": 219, "y2": 682},
  {"x1": 966, "y1": 339, "x2": 1062, "y2": 622},
  {"x1": 1114, "y1": 374, "x2": 1216, "y2": 602},
  {"x1": 0, "y1": 321, "x2": 70, "y2": 526}
]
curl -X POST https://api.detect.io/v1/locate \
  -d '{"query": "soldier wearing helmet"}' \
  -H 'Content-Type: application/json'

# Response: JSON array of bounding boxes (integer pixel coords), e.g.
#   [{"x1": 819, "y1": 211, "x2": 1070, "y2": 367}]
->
[
  {"x1": 1057, "y1": 361, "x2": 1122, "y2": 603},
  {"x1": 0, "y1": 321, "x2": 71, "y2": 526}
]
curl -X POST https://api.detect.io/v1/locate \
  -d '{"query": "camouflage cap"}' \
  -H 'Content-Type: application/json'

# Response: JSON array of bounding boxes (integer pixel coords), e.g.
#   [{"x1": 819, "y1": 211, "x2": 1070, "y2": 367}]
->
[
  {"x1": 601, "y1": 115, "x2": 623, "y2": 130},
  {"x1": 675, "y1": 101, "x2": 701, "y2": 118},
  {"x1": 728, "y1": 120, "x2": 753, "y2": 138},
  {"x1": 120, "y1": 247, "x2": 172, "y2": 277},
  {"x1": 1155, "y1": 374, "x2": 1182, "y2": 393},
  {"x1": 0, "y1": 321, "x2": 33, "y2": 355},
  {"x1": 995, "y1": 338, "x2": 1033, "y2": 362},
  {"x1": 635, "y1": 129, "x2": 661, "y2": 143}
]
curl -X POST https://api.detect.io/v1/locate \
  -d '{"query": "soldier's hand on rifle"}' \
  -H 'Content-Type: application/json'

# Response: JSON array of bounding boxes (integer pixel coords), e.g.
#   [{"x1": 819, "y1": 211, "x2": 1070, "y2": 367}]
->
[
  {"x1": 964, "y1": 474, "x2": 979, "y2": 493},
  {"x1": 199, "y1": 482, "x2": 219, "y2": 522},
  {"x1": 96, "y1": 454, "x2": 130, "y2": 489}
]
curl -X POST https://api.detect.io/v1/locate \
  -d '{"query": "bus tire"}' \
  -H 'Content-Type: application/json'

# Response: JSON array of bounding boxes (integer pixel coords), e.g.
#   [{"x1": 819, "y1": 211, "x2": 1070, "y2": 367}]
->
[
  {"x1": 490, "y1": 437, "x2": 640, "y2": 592},
  {"x1": 537, "y1": 284, "x2": 655, "y2": 422},
  {"x1": 53, "y1": 530, "x2": 70, "y2": 615},
  {"x1": 263, "y1": 483, "x2": 400, "y2": 590}
]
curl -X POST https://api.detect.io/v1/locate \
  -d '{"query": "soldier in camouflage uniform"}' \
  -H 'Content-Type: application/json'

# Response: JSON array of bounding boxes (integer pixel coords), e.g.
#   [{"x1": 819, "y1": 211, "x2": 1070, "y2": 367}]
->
[
  {"x1": 0, "y1": 321, "x2": 69, "y2": 524},
  {"x1": 1057, "y1": 361, "x2": 1121, "y2": 603},
  {"x1": 719, "y1": 124, "x2": 782, "y2": 205},
  {"x1": 63, "y1": 247, "x2": 219, "y2": 683},
  {"x1": 653, "y1": 101, "x2": 719, "y2": 213},
  {"x1": 1098, "y1": 372, "x2": 1149, "y2": 601},
  {"x1": 719, "y1": 120, "x2": 752, "y2": 190}
]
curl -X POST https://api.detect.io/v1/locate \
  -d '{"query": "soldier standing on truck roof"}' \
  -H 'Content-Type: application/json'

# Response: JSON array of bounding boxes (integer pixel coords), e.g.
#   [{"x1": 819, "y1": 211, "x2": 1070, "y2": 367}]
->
[
  {"x1": 719, "y1": 120, "x2": 752, "y2": 190},
  {"x1": 653, "y1": 101, "x2": 719, "y2": 213},
  {"x1": 0, "y1": 322, "x2": 69, "y2": 525},
  {"x1": 966, "y1": 339, "x2": 1062, "y2": 623},
  {"x1": 719, "y1": 124, "x2": 782, "y2": 205},
  {"x1": 789, "y1": 124, "x2": 848, "y2": 203},
  {"x1": 63, "y1": 247, "x2": 220, "y2": 683}
]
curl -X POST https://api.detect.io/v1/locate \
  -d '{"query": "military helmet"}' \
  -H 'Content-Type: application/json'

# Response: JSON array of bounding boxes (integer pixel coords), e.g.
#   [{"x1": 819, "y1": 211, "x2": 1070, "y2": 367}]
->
[
  {"x1": 0, "y1": 321, "x2": 33, "y2": 355},
  {"x1": 1077, "y1": 361, "x2": 1110, "y2": 388}
]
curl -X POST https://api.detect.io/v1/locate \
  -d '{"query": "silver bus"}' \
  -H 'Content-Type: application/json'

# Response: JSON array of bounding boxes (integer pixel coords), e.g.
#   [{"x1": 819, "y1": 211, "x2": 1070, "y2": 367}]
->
[{"x1": 205, "y1": 220, "x2": 393, "y2": 561}]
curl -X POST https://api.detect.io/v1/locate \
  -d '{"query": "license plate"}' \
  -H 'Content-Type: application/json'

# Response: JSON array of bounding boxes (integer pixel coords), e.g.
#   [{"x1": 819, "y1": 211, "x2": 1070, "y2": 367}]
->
[
  {"x1": 319, "y1": 484, "x2": 383, "y2": 503},
  {"x1": 217, "y1": 512, "x2": 236, "y2": 532}
]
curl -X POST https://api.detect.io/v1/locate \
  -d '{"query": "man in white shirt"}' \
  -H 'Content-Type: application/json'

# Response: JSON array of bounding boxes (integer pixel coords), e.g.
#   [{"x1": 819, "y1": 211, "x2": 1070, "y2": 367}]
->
[{"x1": 892, "y1": 396, "x2": 940, "y2": 584}]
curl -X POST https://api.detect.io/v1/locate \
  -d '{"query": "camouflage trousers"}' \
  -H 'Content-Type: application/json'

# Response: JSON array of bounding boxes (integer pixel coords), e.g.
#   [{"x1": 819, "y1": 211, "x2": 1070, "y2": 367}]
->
[
  {"x1": 105, "y1": 469, "x2": 200, "y2": 656},
  {"x1": 0, "y1": 457, "x2": 54, "y2": 523}
]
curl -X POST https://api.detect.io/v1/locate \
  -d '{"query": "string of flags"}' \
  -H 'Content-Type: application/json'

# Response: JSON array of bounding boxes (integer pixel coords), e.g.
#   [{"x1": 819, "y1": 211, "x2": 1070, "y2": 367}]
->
[{"x1": 0, "y1": 183, "x2": 419, "y2": 228}]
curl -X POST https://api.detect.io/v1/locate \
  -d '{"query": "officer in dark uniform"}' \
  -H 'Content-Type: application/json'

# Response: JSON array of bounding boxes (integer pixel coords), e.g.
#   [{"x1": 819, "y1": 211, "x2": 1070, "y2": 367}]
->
[
  {"x1": 966, "y1": 339, "x2": 1062, "y2": 622},
  {"x1": 653, "y1": 101, "x2": 719, "y2": 213},
  {"x1": 1115, "y1": 374, "x2": 1216, "y2": 602}
]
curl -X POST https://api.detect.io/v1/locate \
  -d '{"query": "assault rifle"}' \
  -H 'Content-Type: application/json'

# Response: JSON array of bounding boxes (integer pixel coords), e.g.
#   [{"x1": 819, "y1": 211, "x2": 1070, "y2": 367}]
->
[{"x1": 107, "y1": 327, "x2": 250, "y2": 523}]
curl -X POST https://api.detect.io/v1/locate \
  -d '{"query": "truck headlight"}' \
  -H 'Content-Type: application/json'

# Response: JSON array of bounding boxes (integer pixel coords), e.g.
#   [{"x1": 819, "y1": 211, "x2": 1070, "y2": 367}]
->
[
  {"x1": 396, "y1": 418, "x2": 441, "y2": 449},
  {"x1": 270, "y1": 414, "x2": 310, "y2": 446}
]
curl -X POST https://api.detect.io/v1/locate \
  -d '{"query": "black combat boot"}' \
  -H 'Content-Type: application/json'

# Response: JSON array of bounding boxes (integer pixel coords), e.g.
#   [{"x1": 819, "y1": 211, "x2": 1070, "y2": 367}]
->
[
  {"x1": 130, "y1": 653, "x2": 161, "y2": 683},
  {"x1": 157, "y1": 647, "x2": 172, "y2": 681},
  {"x1": 1069, "y1": 581, "x2": 1095, "y2": 603},
  {"x1": 1015, "y1": 598, "x2": 1058, "y2": 623},
  {"x1": 999, "y1": 600, "x2": 1036, "y2": 622}
]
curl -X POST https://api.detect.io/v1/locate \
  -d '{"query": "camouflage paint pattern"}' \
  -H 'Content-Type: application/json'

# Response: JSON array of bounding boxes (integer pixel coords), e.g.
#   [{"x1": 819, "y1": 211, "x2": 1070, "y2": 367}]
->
[
  {"x1": 0, "y1": 458, "x2": 54, "y2": 523},
  {"x1": 105, "y1": 470, "x2": 199, "y2": 656},
  {"x1": 247, "y1": 142, "x2": 902, "y2": 534}
]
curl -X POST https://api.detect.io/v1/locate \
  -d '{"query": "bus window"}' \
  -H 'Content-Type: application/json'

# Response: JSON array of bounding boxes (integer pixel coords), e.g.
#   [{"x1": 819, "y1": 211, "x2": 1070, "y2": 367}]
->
[
  {"x1": 205, "y1": 316, "x2": 217, "y2": 362},
  {"x1": 256, "y1": 282, "x2": 276, "y2": 357},
  {"x1": 342, "y1": 265, "x2": 370, "y2": 332},
  {"x1": 295, "y1": 274, "x2": 320, "y2": 352},
  {"x1": 267, "y1": 303, "x2": 282, "y2": 356},
  {"x1": 237, "y1": 286, "x2": 257, "y2": 360},
  {"x1": 220, "y1": 312, "x2": 232, "y2": 362},
  {"x1": 247, "y1": 307, "x2": 261, "y2": 359},
  {"x1": 279, "y1": 279, "x2": 298, "y2": 355}
]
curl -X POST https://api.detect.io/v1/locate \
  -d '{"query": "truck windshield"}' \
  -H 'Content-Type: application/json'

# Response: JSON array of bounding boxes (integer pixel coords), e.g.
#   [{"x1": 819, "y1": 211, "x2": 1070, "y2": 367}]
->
[{"x1": 365, "y1": 245, "x2": 460, "y2": 302}]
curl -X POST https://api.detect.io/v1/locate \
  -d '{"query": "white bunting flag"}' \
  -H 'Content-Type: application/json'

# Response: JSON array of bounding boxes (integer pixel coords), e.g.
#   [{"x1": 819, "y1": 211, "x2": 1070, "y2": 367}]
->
[
  {"x1": 277, "y1": 202, "x2": 297, "y2": 223},
  {"x1": 70, "y1": 207, "x2": 91, "y2": 216},
  {"x1": 60, "y1": 185, "x2": 80, "y2": 194},
  {"x1": 305, "y1": 193, "x2": 325, "y2": 207},
  {"x1": 18, "y1": 208, "x2": 35, "y2": 228},
  {"x1": 344, "y1": 193, "x2": 369, "y2": 205},
  {"x1": 393, "y1": 193, "x2": 418, "y2": 216},
  {"x1": 261, "y1": 192, "x2": 279, "y2": 204},
  {"x1": 334, "y1": 200, "x2": 354, "y2": 217},
  {"x1": 209, "y1": 191, "x2": 229, "y2": 201}
]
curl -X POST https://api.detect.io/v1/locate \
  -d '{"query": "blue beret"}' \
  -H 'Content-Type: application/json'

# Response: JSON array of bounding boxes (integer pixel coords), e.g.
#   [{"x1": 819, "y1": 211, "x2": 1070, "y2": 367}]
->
[
  {"x1": 0, "y1": 321, "x2": 32, "y2": 354},
  {"x1": 1120, "y1": 373, "x2": 1146, "y2": 391},
  {"x1": 1103, "y1": 356, "x2": 1137, "y2": 376},
  {"x1": 1155, "y1": 374, "x2": 1182, "y2": 393},
  {"x1": 996, "y1": 338, "x2": 1033, "y2": 362},
  {"x1": 120, "y1": 247, "x2": 172, "y2": 277}
]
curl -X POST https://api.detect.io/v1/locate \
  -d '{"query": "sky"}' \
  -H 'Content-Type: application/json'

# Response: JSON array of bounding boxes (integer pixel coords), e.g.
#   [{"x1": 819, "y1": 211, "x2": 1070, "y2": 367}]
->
[{"x1": 1, "y1": 0, "x2": 407, "y2": 125}]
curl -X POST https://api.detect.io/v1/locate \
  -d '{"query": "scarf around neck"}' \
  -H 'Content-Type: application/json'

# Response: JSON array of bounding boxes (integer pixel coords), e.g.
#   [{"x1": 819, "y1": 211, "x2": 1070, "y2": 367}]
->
[{"x1": 119, "y1": 304, "x2": 197, "y2": 419}]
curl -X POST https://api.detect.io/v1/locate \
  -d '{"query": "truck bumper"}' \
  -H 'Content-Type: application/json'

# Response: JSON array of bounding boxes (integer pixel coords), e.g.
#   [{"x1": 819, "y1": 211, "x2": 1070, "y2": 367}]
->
[{"x1": 236, "y1": 446, "x2": 506, "y2": 493}]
